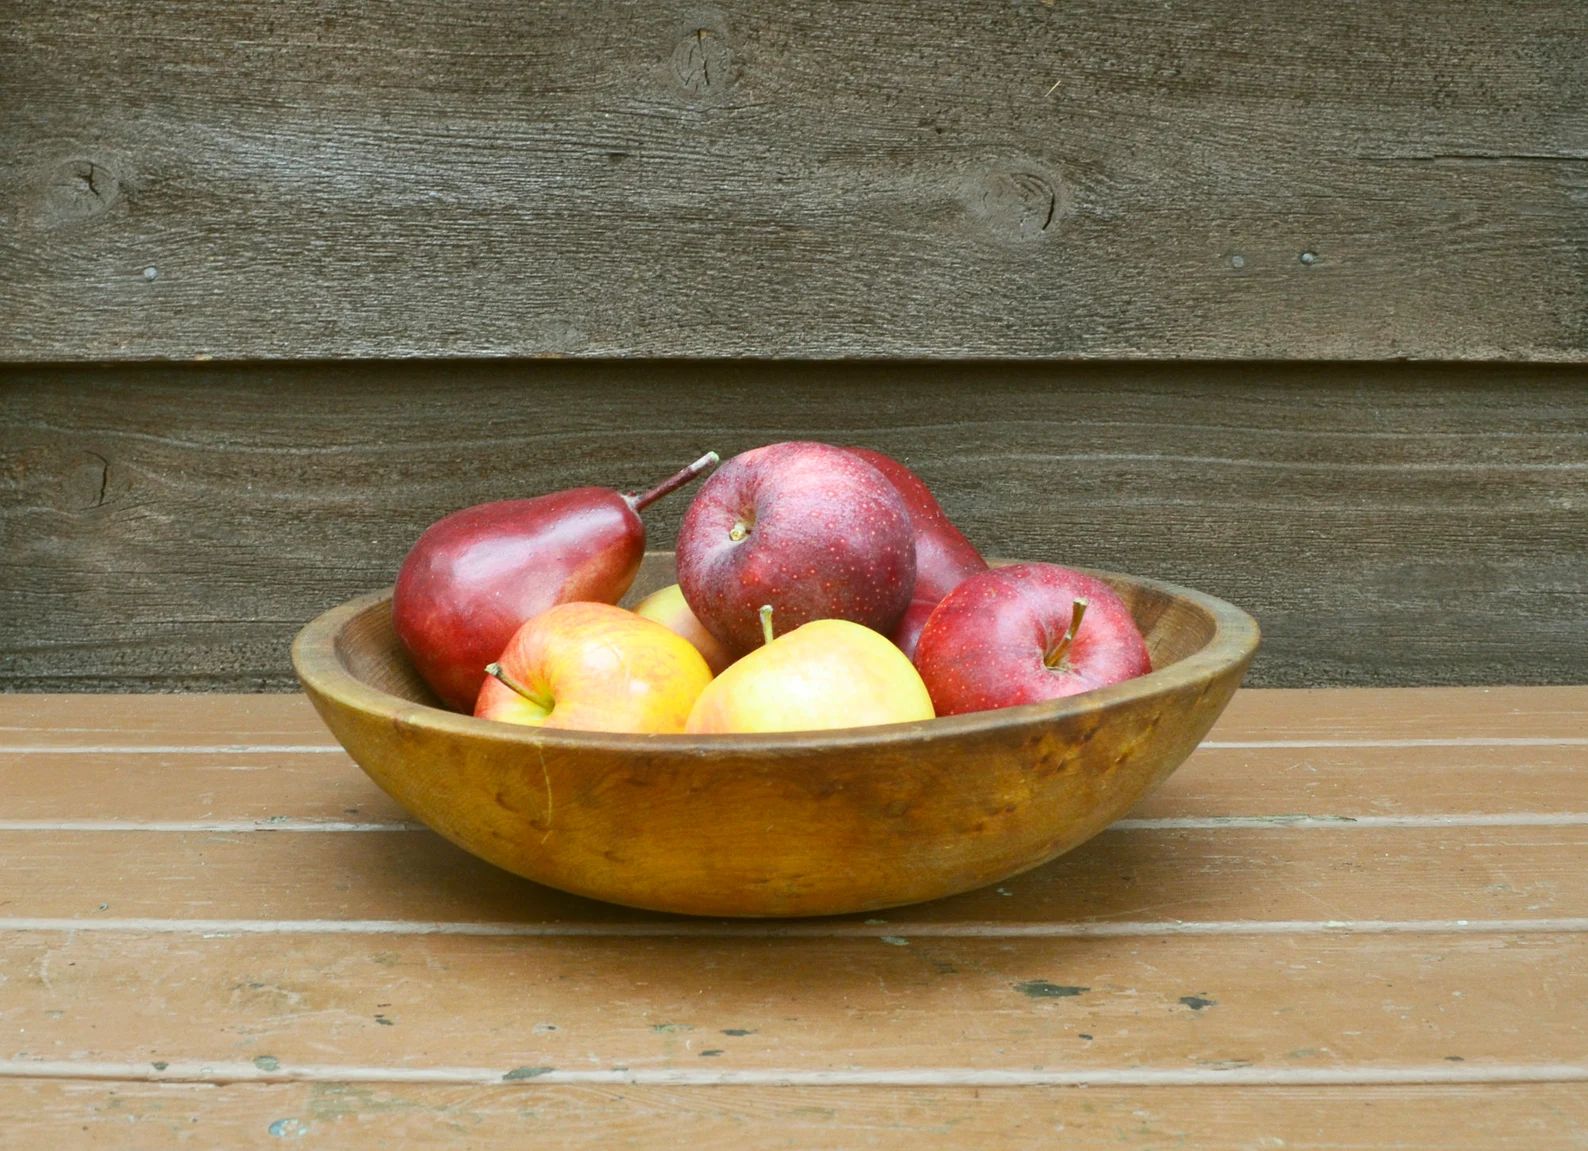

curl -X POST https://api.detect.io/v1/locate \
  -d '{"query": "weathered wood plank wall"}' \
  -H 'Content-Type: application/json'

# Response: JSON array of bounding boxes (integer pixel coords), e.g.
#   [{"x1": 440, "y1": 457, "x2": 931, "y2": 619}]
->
[
  {"x1": 3, "y1": 1, "x2": 1585, "y2": 360},
  {"x1": 3, "y1": 362, "x2": 1584, "y2": 690},
  {"x1": 1, "y1": 4, "x2": 1585, "y2": 689}
]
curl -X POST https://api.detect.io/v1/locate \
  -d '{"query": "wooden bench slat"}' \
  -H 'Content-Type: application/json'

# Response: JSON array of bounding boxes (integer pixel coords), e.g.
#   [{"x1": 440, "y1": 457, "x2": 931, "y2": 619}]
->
[
  {"x1": 3, "y1": 687, "x2": 1585, "y2": 746},
  {"x1": 2, "y1": 932, "x2": 1583, "y2": 1074},
  {"x1": 3, "y1": 1081, "x2": 1586, "y2": 1149},
  {"x1": 4, "y1": 742, "x2": 1583, "y2": 824},
  {"x1": 0, "y1": 825, "x2": 1580, "y2": 930},
  {"x1": 1218, "y1": 686, "x2": 1588, "y2": 744}
]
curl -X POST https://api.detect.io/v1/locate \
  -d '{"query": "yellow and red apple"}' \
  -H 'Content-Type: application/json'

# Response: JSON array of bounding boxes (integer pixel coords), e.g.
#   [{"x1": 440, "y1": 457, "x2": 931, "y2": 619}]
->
[
  {"x1": 475, "y1": 601, "x2": 712, "y2": 734},
  {"x1": 632, "y1": 583, "x2": 738, "y2": 676}
]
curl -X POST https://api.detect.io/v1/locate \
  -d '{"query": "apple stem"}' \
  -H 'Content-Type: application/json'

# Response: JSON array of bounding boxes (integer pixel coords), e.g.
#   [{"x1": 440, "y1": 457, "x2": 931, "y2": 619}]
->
[
  {"x1": 484, "y1": 662, "x2": 555, "y2": 712},
  {"x1": 759, "y1": 604, "x2": 776, "y2": 648},
  {"x1": 1043, "y1": 598, "x2": 1089, "y2": 670},
  {"x1": 626, "y1": 451, "x2": 720, "y2": 512}
]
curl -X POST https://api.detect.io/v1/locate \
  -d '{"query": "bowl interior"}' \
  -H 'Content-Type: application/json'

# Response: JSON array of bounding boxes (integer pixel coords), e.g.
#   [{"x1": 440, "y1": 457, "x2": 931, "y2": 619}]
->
[{"x1": 332, "y1": 553, "x2": 1222, "y2": 719}]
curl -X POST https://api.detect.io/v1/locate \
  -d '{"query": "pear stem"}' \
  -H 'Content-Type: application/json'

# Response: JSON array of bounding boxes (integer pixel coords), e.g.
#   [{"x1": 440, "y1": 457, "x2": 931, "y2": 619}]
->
[
  {"x1": 627, "y1": 451, "x2": 720, "y2": 512},
  {"x1": 759, "y1": 604, "x2": 776, "y2": 648},
  {"x1": 1043, "y1": 598, "x2": 1089, "y2": 670},
  {"x1": 484, "y1": 662, "x2": 555, "y2": 712}
]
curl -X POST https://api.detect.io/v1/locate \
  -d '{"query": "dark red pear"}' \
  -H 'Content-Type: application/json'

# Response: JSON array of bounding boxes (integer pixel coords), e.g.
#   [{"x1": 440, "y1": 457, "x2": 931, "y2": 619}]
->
[
  {"x1": 844, "y1": 446, "x2": 989, "y2": 657},
  {"x1": 393, "y1": 453, "x2": 717, "y2": 712}
]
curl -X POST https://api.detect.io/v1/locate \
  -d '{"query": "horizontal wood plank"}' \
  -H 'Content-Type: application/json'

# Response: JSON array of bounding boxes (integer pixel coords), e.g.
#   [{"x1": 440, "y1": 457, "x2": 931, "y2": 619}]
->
[
  {"x1": 0, "y1": 825, "x2": 1581, "y2": 929},
  {"x1": 5, "y1": 1081, "x2": 1587, "y2": 1149},
  {"x1": 1215, "y1": 686, "x2": 1588, "y2": 743},
  {"x1": 5, "y1": 742, "x2": 1585, "y2": 826},
  {"x1": 3, "y1": 931, "x2": 1584, "y2": 1074},
  {"x1": 2, "y1": 2, "x2": 1585, "y2": 361},
  {"x1": 6, "y1": 686, "x2": 1584, "y2": 746},
  {"x1": 4, "y1": 363, "x2": 1586, "y2": 690},
  {"x1": 0, "y1": 688, "x2": 1582, "y2": 1148}
]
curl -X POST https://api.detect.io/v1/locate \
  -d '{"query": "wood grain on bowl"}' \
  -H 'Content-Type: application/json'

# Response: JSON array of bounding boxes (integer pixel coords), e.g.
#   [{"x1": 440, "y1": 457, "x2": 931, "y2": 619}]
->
[{"x1": 292, "y1": 554, "x2": 1258, "y2": 917}]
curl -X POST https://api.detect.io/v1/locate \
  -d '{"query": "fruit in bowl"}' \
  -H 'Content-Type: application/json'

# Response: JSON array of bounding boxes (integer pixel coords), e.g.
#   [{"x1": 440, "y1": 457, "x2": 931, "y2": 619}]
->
[
  {"x1": 676, "y1": 441, "x2": 917, "y2": 656},
  {"x1": 843, "y1": 446, "x2": 989, "y2": 658},
  {"x1": 392, "y1": 453, "x2": 717, "y2": 711},
  {"x1": 292, "y1": 553, "x2": 1259, "y2": 917},
  {"x1": 293, "y1": 441, "x2": 1257, "y2": 916},
  {"x1": 914, "y1": 563, "x2": 1153, "y2": 716},
  {"x1": 630, "y1": 583, "x2": 737, "y2": 676},
  {"x1": 474, "y1": 602, "x2": 713, "y2": 734},
  {"x1": 685, "y1": 606, "x2": 935, "y2": 734}
]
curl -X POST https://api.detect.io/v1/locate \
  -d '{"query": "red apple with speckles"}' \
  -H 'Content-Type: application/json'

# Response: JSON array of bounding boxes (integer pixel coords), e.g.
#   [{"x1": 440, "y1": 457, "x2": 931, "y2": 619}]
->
[
  {"x1": 845, "y1": 446, "x2": 988, "y2": 658},
  {"x1": 676, "y1": 442, "x2": 917, "y2": 654},
  {"x1": 913, "y1": 562, "x2": 1151, "y2": 715}
]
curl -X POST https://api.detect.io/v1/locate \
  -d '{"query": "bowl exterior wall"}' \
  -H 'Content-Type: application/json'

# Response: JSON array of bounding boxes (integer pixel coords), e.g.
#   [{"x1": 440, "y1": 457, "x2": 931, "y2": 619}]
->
[{"x1": 300, "y1": 641, "x2": 1250, "y2": 917}]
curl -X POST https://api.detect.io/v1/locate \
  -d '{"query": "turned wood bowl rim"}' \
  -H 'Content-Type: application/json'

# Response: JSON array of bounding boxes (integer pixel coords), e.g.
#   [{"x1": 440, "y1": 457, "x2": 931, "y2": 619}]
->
[{"x1": 291, "y1": 561, "x2": 1260, "y2": 755}]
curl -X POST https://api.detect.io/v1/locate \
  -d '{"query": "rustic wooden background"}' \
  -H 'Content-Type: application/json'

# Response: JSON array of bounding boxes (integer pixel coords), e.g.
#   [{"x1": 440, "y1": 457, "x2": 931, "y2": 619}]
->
[
  {"x1": 5, "y1": 361, "x2": 1585, "y2": 690},
  {"x1": 5, "y1": 1, "x2": 1586, "y2": 361},
  {"x1": 2, "y1": 2, "x2": 1585, "y2": 690}
]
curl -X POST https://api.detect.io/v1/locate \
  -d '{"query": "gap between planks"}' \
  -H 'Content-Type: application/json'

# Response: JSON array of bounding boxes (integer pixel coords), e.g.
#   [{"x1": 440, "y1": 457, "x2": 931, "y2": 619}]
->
[
  {"x1": 5, "y1": 737, "x2": 1586, "y2": 754},
  {"x1": 3, "y1": 917, "x2": 1585, "y2": 938},
  {"x1": 1, "y1": 1060, "x2": 1584, "y2": 1089},
  {"x1": 0, "y1": 813, "x2": 1583, "y2": 833}
]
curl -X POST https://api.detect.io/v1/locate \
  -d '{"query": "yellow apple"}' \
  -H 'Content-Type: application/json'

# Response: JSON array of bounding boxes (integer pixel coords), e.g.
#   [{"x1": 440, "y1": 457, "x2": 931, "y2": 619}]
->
[
  {"x1": 474, "y1": 602, "x2": 712, "y2": 734},
  {"x1": 631, "y1": 583, "x2": 738, "y2": 675},
  {"x1": 685, "y1": 608, "x2": 935, "y2": 734}
]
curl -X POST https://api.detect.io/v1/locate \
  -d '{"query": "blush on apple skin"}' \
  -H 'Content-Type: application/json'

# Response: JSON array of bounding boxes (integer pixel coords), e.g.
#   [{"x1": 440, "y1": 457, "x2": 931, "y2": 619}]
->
[
  {"x1": 676, "y1": 442, "x2": 917, "y2": 655},
  {"x1": 913, "y1": 563, "x2": 1152, "y2": 716},
  {"x1": 474, "y1": 601, "x2": 712, "y2": 734},
  {"x1": 632, "y1": 583, "x2": 738, "y2": 676}
]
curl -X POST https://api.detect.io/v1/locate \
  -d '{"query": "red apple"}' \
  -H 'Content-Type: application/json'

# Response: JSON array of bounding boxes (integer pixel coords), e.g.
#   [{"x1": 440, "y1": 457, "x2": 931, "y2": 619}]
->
[
  {"x1": 676, "y1": 442, "x2": 916, "y2": 654},
  {"x1": 913, "y1": 563, "x2": 1151, "y2": 715},
  {"x1": 844, "y1": 447, "x2": 989, "y2": 658}
]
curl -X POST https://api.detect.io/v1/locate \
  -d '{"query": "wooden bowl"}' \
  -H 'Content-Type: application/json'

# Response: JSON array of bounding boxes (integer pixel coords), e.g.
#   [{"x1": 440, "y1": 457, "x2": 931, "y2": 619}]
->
[{"x1": 292, "y1": 553, "x2": 1259, "y2": 918}]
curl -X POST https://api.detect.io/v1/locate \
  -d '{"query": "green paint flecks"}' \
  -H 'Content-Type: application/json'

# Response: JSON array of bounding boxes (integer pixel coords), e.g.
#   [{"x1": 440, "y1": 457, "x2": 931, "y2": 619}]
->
[
  {"x1": 1014, "y1": 980, "x2": 1089, "y2": 998},
  {"x1": 721, "y1": 1028, "x2": 756, "y2": 1037},
  {"x1": 267, "y1": 1117, "x2": 308, "y2": 1138},
  {"x1": 150, "y1": 1061, "x2": 169, "y2": 1071},
  {"x1": 1179, "y1": 994, "x2": 1216, "y2": 1011},
  {"x1": 502, "y1": 1066, "x2": 554, "y2": 1081},
  {"x1": 879, "y1": 936, "x2": 910, "y2": 947},
  {"x1": 253, "y1": 1055, "x2": 281, "y2": 1072},
  {"x1": 651, "y1": 1022, "x2": 694, "y2": 1033},
  {"x1": 699, "y1": 1049, "x2": 725, "y2": 1057}
]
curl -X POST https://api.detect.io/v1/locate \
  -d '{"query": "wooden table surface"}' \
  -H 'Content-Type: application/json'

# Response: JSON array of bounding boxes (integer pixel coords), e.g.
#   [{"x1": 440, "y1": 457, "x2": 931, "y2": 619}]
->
[{"x1": 1, "y1": 687, "x2": 1584, "y2": 1147}]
